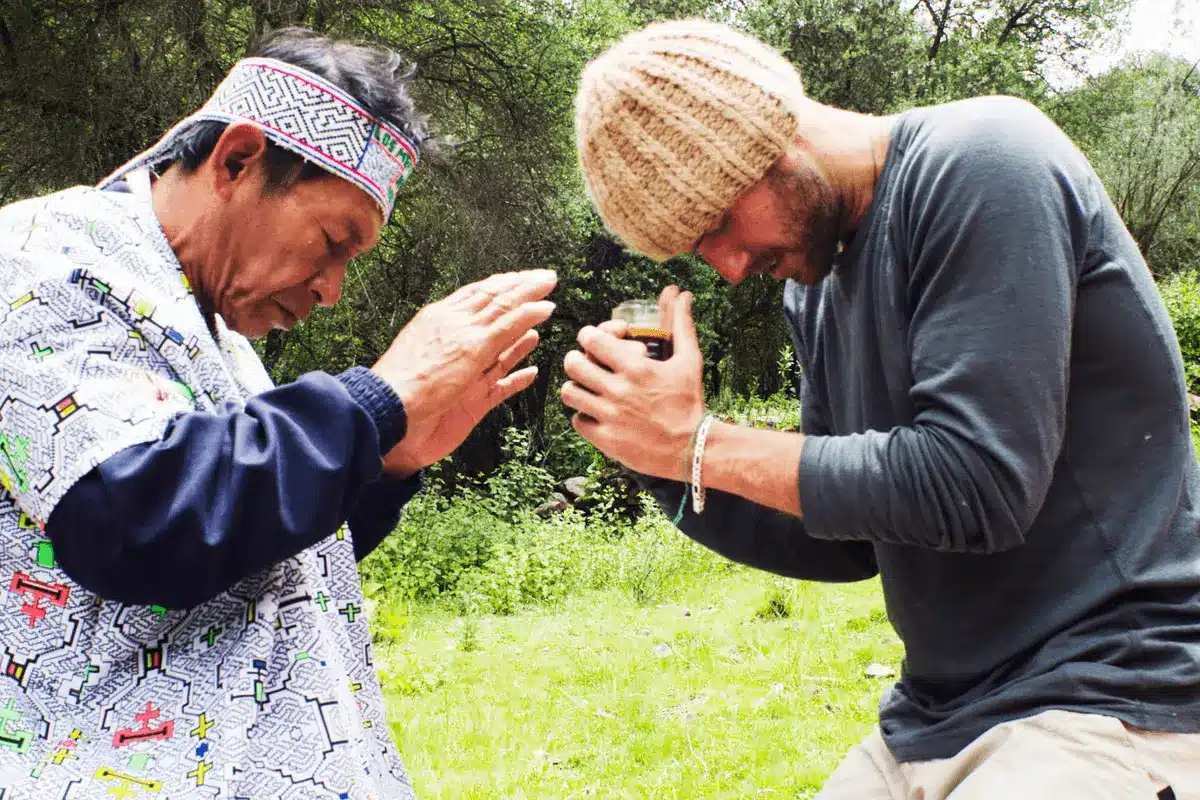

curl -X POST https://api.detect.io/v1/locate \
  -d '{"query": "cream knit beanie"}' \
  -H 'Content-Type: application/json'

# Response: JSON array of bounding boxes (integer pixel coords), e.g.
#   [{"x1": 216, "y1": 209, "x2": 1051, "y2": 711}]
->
[{"x1": 574, "y1": 19, "x2": 804, "y2": 261}]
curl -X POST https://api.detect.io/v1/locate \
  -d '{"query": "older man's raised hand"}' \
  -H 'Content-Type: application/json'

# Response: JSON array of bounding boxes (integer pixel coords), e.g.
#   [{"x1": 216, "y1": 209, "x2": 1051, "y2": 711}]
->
[{"x1": 372, "y1": 268, "x2": 557, "y2": 474}]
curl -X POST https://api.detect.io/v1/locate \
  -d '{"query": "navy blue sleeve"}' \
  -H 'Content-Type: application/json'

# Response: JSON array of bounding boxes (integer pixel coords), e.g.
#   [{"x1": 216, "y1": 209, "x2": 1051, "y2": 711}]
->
[
  {"x1": 348, "y1": 469, "x2": 424, "y2": 561},
  {"x1": 45, "y1": 366, "x2": 418, "y2": 608}
]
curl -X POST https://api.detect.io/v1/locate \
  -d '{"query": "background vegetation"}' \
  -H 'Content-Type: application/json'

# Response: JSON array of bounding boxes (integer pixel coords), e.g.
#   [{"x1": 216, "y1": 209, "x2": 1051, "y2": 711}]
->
[
  {"x1": 3, "y1": 0, "x2": 1198, "y2": 480},
  {"x1": 3, "y1": 0, "x2": 1200, "y2": 794}
]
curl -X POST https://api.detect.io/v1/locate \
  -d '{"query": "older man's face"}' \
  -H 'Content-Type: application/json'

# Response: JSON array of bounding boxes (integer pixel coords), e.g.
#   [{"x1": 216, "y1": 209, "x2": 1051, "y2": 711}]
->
[{"x1": 214, "y1": 172, "x2": 383, "y2": 337}]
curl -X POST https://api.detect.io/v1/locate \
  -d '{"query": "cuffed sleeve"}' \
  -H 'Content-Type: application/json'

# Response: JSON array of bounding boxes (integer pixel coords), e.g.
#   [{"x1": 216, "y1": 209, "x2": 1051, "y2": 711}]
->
[
  {"x1": 348, "y1": 469, "x2": 424, "y2": 561},
  {"x1": 337, "y1": 365, "x2": 409, "y2": 452}
]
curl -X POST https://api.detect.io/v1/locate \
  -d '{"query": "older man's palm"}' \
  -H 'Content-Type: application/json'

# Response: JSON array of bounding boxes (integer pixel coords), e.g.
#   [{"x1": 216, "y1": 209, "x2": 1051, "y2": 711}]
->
[
  {"x1": 373, "y1": 268, "x2": 556, "y2": 474},
  {"x1": 382, "y1": 329, "x2": 541, "y2": 476}
]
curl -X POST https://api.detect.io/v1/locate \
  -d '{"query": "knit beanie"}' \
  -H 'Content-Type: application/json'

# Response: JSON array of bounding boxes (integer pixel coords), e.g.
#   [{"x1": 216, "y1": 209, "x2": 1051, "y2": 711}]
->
[{"x1": 574, "y1": 19, "x2": 804, "y2": 261}]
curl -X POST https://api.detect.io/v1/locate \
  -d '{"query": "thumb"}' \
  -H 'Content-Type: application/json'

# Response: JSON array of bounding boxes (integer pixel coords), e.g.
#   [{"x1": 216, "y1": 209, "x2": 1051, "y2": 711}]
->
[{"x1": 671, "y1": 291, "x2": 701, "y2": 362}]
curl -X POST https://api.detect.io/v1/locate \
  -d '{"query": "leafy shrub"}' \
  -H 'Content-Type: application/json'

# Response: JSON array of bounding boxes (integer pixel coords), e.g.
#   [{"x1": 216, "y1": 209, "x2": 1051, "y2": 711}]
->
[
  {"x1": 539, "y1": 397, "x2": 598, "y2": 482},
  {"x1": 575, "y1": 452, "x2": 643, "y2": 523},
  {"x1": 450, "y1": 507, "x2": 590, "y2": 614},
  {"x1": 361, "y1": 470, "x2": 727, "y2": 615},
  {"x1": 478, "y1": 428, "x2": 557, "y2": 521},
  {"x1": 1159, "y1": 270, "x2": 1200, "y2": 394},
  {"x1": 359, "y1": 483, "x2": 497, "y2": 603},
  {"x1": 710, "y1": 344, "x2": 803, "y2": 431}
]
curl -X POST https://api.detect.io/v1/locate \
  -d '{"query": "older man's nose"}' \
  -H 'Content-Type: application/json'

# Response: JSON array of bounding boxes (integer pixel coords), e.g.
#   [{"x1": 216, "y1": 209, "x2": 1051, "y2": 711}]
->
[
  {"x1": 312, "y1": 268, "x2": 344, "y2": 307},
  {"x1": 317, "y1": 284, "x2": 340, "y2": 307}
]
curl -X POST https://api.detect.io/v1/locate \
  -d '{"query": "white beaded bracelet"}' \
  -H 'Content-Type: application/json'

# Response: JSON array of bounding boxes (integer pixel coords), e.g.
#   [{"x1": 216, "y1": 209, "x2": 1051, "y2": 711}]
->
[{"x1": 691, "y1": 413, "x2": 717, "y2": 515}]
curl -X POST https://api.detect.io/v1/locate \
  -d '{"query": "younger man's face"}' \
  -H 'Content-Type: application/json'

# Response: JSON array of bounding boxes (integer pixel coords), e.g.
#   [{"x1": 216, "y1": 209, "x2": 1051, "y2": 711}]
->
[{"x1": 693, "y1": 151, "x2": 842, "y2": 287}]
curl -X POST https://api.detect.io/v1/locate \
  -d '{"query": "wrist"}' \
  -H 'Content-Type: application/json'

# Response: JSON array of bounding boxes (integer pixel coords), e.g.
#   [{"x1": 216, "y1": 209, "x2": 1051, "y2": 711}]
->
[
  {"x1": 381, "y1": 443, "x2": 423, "y2": 478},
  {"x1": 675, "y1": 408, "x2": 708, "y2": 483},
  {"x1": 700, "y1": 422, "x2": 806, "y2": 517},
  {"x1": 703, "y1": 420, "x2": 762, "y2": 493},
  {"x1": 339, "y1": 367, "x2": 409, "y2": 452},
  {"x1": 369, "y1": 364, "x2": 421, "y2": 419},
  {"x1": 687, "y1": 413, "x2": 719, "y2": 514}
]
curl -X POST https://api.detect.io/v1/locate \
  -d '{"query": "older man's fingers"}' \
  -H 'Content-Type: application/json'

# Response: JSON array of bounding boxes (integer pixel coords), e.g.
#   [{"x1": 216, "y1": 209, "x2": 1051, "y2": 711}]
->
[
  {"x1": 476, "y1": 270, "x2": 558, "y2": 321},
  {"x1": 446, "y1": 273, "x2": 517, "y2": 310},
  {"x1": 448, "y1": 269, "x2": 556, "y2": 313},
  {"x1": 480, "y1": 300, "x2": 555, "y2": 365},
  {"x1": 570, "y1": 411, "x2": 600, "y2": 442},
  {"x1": 487, "y1": 366, "x2": 539, "y2": 408},
  {"x1": 486, "y1": 330, "x2": 539, "y2": 379}
]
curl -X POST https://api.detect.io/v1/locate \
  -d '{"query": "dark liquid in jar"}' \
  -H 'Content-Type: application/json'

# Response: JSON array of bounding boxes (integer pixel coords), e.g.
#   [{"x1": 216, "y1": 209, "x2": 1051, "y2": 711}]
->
[{"x1": 629, "y1": 327, "x2": 673, "y2": 361}]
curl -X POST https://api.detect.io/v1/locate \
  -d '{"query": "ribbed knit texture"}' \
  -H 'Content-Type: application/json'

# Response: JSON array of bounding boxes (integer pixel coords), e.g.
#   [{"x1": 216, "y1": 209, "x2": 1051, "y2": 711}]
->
[
  {"x1": 337, "y1": 366, "x2": 409, "y2": 453},
  {"x1": 574, "y1": 20, "x2": 804, "y2": 261}
]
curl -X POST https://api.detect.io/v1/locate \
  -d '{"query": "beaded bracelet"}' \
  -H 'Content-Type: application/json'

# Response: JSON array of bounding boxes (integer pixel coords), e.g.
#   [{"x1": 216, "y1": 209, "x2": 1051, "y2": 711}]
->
[
  {"x1": 691, "y1": 413, "x2": 717, "y2": 515},
  {"x1": 671, "y1": 413, "x2": 707, "y2": 524}
]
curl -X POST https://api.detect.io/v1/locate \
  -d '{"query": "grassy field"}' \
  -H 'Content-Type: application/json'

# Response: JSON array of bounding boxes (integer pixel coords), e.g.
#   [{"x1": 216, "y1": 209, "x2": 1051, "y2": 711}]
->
[{"x1": 373, "y1": 568, "x2": 899, "y2": 798}]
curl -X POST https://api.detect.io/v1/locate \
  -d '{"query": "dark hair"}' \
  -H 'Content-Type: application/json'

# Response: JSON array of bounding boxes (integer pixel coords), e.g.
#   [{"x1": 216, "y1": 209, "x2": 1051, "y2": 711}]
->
[{"x1": 164, "y1": 27, "x2": 431, "y2": 191}]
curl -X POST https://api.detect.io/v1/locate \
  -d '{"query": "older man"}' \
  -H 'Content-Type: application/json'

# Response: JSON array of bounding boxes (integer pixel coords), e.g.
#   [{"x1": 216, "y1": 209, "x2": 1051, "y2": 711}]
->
[
  {"x1": 0, "y1": 27, "x2": 554, "y2": 799},
  {"x1": 564, "y1": 19, "x2": 1200, "y2": 799}
]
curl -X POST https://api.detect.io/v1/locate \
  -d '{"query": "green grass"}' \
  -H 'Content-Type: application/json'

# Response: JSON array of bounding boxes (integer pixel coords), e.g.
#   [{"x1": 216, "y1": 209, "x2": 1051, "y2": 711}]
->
[{"x1": 375, "y1": 569, "x2": 898, "y2": 798}]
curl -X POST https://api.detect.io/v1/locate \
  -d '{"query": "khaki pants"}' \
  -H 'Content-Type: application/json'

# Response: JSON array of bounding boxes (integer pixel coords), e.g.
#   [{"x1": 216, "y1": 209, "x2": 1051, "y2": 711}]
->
[{"x1": 817, "y1": 710, "x2": 1200, "y2": 800}]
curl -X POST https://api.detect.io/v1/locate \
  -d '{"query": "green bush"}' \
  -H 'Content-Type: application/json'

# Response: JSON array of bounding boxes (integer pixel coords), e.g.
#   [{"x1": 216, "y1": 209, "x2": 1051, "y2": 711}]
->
[
  {"x1": 710, "y1": 343, "x2": 803, "y2": 431},
  {"x1": 1159, "y1": 270, "x2": 1200, "y2": 395},
  {"x1": 477, "y1": 428, "x2": 557, "y2": 521},
  {"x1": 450, "y1": 507, "x2": 591, "y2": 614},
  {"x1": 359, "y1": 484, "x2": 496, "y2": 604},
  {"x1": 360, "y1": 442, "x2": 727, "y2": 615}
]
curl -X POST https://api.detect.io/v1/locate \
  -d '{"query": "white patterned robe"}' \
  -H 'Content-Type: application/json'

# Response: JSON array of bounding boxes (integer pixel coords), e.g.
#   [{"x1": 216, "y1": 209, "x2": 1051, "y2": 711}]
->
[{"x1": 0, "y1": 185, "x2": 416, "y2": 799}]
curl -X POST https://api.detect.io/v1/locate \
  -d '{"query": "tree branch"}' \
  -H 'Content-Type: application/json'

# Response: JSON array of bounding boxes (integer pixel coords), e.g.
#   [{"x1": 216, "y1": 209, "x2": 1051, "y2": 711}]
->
[
  {"x1": 0, "y1": 89, "x2": 89, "y2": 122},
  {"x1": 927, "y1": 0, "x2": 954, "y2": 62},
  {"x1": 997, "y1": 0, "x2": 1037, "y2": 45},
  {"x1": 1139, "y1": 153, "x2": 1200, "y2": 252},
  {"x1": 0, "y1": 158, "x2": 46, "y2": 206}
]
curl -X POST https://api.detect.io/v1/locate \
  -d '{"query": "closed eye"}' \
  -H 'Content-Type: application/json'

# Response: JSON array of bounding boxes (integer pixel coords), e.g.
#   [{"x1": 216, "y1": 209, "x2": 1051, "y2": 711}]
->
[{"x1": 323, "y1": 230, "x2": 346, "y2": 258}]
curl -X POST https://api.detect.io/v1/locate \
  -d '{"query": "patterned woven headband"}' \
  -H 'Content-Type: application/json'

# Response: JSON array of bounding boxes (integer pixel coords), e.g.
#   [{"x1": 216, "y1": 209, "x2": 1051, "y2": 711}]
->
[{"x1": 99, "y1": 57, "x2": 420, "y2": 218}]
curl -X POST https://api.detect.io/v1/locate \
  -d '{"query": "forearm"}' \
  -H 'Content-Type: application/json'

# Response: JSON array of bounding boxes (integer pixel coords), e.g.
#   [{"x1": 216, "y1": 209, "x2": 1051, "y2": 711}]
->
[
  {"x1": 699, "y1": 419, "x2": 1032, "y2": 554},
  {"x1": 700, "y1": 421, "x2": 806, "y2": 517},
  {"x1": 698, "y1": 418, "x2": 1030, "y2": 555}
]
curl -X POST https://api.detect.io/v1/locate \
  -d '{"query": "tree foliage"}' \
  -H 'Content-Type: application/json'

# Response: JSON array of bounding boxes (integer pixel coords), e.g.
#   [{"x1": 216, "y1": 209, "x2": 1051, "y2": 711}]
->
[
  {"x1": 1052, "y1": 52, "x2": 1200, "y2": 275},
  {"x1": 0, "y1": 0, "x2": 1187, "y2": 481}
]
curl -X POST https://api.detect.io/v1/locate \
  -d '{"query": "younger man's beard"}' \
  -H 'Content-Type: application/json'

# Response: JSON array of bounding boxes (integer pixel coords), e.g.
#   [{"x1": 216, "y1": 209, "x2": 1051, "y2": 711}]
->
[{"x1": 771, "y1": 164, "x2": 843, "y2": 285}]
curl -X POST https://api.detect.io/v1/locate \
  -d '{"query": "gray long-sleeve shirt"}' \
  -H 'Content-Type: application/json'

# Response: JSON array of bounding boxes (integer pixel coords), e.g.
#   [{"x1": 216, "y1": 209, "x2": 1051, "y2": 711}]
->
[{"x1": 641, "y1": 95, "x2": 1200, "y2": 761}]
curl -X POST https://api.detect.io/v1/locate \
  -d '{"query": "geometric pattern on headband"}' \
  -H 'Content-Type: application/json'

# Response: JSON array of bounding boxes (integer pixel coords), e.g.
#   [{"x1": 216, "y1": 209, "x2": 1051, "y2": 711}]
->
[{"x1": 98, "y1": 57, "x2": 420, "y2": 219}]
